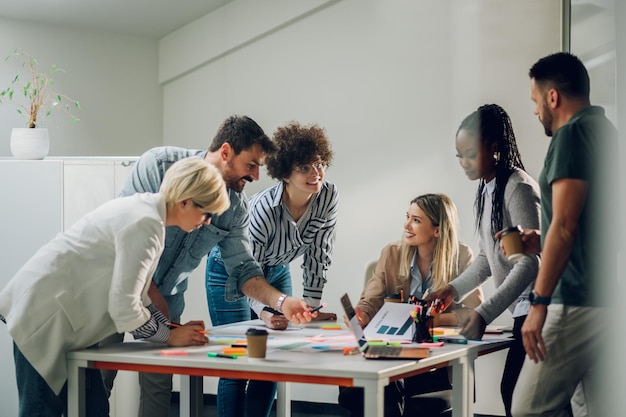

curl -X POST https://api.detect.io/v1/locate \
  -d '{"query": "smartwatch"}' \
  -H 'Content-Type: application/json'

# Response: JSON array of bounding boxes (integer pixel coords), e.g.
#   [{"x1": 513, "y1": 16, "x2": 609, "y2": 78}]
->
[{"x1": 529, "y1": 289, "x2": 551, "y2": 306}]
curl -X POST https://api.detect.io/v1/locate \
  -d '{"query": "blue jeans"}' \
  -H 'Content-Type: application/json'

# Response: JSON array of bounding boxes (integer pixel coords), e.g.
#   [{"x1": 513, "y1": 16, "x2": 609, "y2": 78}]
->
[
  {"x1": 206, "y1": 246, "x2": 292, "y2": 417},
  {"x1": 14, "y1": 343, "x2": 108, "y2": 417}
]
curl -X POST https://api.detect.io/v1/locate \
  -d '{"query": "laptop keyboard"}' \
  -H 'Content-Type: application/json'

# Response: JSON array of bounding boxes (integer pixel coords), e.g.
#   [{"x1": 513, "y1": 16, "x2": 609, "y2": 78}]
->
[{"x1": 367, "y1": 345, "x2": 402, "y2": 356}]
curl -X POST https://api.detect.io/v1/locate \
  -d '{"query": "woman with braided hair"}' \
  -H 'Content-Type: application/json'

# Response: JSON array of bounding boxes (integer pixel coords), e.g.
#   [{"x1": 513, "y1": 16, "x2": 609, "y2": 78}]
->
[{"x1": 428, "y1": 104, "x2": 540, "y2": 417}]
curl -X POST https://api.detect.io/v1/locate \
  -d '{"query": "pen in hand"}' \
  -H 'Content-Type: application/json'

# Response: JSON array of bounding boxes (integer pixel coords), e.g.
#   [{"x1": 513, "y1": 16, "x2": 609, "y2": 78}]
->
[
  {"x1": 169, "y1": 323, "x2": 210, "y2": 335},
  {"x1": 309, "y1": 303, "x2": 327, "y2": 314}
]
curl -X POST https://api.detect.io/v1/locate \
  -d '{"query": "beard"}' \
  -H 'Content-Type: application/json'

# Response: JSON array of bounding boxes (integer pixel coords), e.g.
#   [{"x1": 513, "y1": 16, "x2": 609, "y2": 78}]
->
[
  {"x1": 222, "y1": 161, "x2": 252, "y2": 192},
  {"x1": 225, "y1": 176, "x2": 251, "y2": 193},
  {"x1": 541, "y1": 97, "x2": 554, "y2": 137}
]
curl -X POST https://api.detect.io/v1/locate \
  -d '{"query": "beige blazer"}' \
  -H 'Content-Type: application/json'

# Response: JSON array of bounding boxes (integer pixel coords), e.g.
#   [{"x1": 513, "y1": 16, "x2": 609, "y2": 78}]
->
[
  {"x1": 357, "y1": 241, "x2": 482, "y2": 326},
  {"x1": 0, "y1": 193, "x2": 166, "y2": 394}
]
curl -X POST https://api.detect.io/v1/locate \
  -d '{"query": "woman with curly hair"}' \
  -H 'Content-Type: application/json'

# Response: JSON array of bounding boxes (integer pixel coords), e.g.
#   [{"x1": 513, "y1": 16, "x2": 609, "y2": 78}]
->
[{"x1": 205, "y1": 121, "x2": 339, "y2": 417}]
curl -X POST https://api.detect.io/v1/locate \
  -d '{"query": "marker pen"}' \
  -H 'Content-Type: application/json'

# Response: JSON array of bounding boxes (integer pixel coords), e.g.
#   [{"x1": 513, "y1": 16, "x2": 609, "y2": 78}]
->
[
  {"x1": 437, "y1": 337, "x2": 468, "y2": 345},
  {"x1": 207, "y1": 352, "x2": 237, "y2": 359},
  {"x1": 222, "y1": 347, "x2": 247, "y2": 355},
  {"x1": 309, "y1": 303, "x2": 327, "y2": 314}
]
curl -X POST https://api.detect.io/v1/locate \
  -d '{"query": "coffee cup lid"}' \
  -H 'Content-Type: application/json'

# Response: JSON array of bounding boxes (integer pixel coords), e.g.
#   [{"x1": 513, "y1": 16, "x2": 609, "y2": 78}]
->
[
  {"x1": 246, "y1": 328, "x2": 268, "y2": 336},
  {"x1": 499, "y1": 226, "x2": 521, "y2": 237}
]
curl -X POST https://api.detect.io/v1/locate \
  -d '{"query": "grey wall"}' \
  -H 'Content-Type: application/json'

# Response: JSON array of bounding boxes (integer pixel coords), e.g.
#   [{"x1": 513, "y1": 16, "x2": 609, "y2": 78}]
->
[
  {"x1": 0, "y1": 18, "x2": 162, "y2": 156},
  {"x1": 160, "y1": 1, "x2": 560, "y2": 412},
  {"x1": 164, "y1": 0, "x2": 559, "y2": 330}
]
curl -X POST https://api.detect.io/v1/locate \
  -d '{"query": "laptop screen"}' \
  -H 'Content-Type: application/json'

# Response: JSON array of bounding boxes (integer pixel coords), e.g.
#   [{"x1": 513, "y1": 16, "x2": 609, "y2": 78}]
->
[{"x1": 340, "y1": 293, "x2": 369, "y2": 353}]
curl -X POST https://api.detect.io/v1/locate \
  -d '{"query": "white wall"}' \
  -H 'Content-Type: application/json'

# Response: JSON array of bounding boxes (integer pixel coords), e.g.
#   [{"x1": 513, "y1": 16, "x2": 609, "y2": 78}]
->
[
  {"x1": 0, "y1": 18, "x2": 163, "y2": 156},
  {"x1": 162, "y1": 0, "x2": 560, "y2": 414}
]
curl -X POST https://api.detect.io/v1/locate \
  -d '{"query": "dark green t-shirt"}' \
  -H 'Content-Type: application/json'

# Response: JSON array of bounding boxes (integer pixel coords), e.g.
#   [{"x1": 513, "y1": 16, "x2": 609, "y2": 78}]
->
[{"x1": 539, "y1": 106, "x2": 618, "y2": 306}]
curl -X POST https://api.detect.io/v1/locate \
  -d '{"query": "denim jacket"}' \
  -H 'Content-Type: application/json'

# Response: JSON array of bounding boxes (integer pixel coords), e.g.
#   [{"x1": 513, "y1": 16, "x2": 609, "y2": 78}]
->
[{"x1": 119, "y1": 146, "x2": 263, "y2": 318}]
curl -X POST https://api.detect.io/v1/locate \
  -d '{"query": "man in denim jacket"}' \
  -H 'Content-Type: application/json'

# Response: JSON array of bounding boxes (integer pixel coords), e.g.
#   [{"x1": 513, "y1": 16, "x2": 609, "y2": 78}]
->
[{"x1": 102, "y1": 115, "x2": 312, "y2": 417}]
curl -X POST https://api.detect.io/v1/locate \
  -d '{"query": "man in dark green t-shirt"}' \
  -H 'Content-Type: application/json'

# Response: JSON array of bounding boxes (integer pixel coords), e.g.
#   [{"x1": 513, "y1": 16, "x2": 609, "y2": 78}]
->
[{"x1": 511, "y1": 52, "x2": 618, "y2": 417}]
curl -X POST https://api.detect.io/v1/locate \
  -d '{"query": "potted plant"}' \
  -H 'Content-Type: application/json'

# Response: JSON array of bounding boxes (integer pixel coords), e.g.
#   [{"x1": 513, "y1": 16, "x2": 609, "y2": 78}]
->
[{"x1": 0, "y1": 48, "x2": 80, "y2": 159}]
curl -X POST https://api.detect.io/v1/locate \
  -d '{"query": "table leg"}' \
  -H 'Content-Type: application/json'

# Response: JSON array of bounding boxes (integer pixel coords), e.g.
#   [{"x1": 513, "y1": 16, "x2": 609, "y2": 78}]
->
[
  {"x1": 358, "y1": 378, "x2": 385, "y2": 417},
  {"x1": 179, "y1": 375, "x2": 204, "y2": 417},
  {"x1": 451, "y1": 352, "x2": 477, "y2": 417},
  {"x1": 67, "y1": 358, "x2": 88, "y2": 417},
  {"x1": 276, "y1": 382, "x2": 291, "y2": 417}
]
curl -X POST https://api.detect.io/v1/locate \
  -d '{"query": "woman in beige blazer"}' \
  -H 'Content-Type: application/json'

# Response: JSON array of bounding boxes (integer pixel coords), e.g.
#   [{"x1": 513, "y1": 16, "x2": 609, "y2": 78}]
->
[
  {"x1": 0, "y1": 157, "x2": 229, "y2": 417},
  {"x1": 339, "y1": 193, "x2": 483, "y2": 417}
]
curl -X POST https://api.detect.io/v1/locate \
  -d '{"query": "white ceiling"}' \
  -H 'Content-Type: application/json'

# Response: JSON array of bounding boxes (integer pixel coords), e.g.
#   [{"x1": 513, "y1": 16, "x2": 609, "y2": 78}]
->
[
  {"x1": 0, "y1": 1, "x2": 613, "y2": 41},
  {"x1": 0, "y1": 0, "x2": 235, "y2": 39}
]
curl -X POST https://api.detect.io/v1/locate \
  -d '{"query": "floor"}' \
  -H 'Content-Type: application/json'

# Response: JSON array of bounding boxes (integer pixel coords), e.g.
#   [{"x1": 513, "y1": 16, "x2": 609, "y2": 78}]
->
[
  {"x1": 169, "y1": 394, "x2": 349, "y2": 416},
  {"x1": 169, "y1": 394, "x2": 499, "y2": 416}
]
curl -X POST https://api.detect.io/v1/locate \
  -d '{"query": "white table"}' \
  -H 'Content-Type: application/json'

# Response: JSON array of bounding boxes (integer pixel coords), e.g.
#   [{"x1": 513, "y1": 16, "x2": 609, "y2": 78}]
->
[{"x1": 67, "y1": 321, "x2": 511, "y2": 417}]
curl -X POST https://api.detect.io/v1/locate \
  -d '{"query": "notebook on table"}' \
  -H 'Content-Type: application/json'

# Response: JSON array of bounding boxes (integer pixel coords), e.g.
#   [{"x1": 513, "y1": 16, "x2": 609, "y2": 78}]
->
[{"x1": 340, "y1": 293, "x2": 429, "y2": 360}]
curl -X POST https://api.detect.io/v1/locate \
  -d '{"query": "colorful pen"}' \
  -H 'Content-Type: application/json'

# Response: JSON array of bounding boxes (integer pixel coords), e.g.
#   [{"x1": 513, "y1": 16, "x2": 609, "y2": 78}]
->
[
  {"x1": 437, "y1": 337, "x2": 468, "y2": 345},
  {"x1": 309, "y1": 303, "x2": 327, "y2": 314},
  {"x1": 207, "y1": 352, "x2": 237, "y2": 359}
]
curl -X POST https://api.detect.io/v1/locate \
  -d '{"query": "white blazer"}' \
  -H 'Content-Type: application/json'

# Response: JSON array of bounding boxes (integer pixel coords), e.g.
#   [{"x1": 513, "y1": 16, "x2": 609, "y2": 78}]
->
[{"x1": 0, "y1": 192, "x2": 167, "y2": 394}]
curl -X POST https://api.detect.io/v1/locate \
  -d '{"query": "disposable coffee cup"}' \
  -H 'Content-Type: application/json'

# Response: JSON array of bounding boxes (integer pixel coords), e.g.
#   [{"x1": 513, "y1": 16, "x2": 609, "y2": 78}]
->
[
  {"x1": 384, "y1": 293, "x2": 402, "y2": 303},
  {"x1": 499, "y1": 226, "x2": 524, "y2": 263},
  {"x1": 246, "y1": 328, "x2": 269, "y2": 359}
]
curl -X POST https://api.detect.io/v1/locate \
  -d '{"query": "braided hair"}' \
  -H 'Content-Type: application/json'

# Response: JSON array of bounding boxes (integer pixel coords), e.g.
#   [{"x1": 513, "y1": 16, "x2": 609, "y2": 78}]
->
[{"x1": 457, "y1": 104, "x2": 525, "y2": 239}]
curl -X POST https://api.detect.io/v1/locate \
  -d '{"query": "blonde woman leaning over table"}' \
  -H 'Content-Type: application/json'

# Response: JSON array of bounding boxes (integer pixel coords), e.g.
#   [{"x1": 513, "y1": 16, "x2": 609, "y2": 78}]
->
[
  {"x1": 338, "y1": 193, "x2": 483, "y2": 417},
  {"x1": 0, "y1": 157, "x2": 229, "y2": 417}
]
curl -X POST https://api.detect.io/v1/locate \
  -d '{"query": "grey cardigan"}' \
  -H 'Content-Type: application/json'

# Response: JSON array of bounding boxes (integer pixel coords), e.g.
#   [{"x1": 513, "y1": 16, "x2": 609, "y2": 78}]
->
[{"x1": 451, "y1": 169, "x2": 540, "y2": 323}]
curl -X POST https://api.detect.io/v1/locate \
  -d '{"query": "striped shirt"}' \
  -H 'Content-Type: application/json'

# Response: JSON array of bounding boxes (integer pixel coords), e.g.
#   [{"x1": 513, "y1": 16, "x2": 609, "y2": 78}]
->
[{"x1": 248, "y1": 181, "x2": 338, "y2": 305}]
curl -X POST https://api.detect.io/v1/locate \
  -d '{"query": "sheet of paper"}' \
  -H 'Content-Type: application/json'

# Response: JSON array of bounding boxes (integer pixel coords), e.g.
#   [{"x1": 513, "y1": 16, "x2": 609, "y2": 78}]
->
[{"x1": 363, "y1": 302, "x2": 417, "y2": 341}]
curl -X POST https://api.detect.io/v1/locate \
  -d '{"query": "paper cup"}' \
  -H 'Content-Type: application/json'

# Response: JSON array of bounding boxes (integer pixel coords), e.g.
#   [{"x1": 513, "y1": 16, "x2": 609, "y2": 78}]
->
[
  {"x1": 499, "y1": 226, "x2": 524, "y2": 263},
  {"x1": 246, "y1": 328, "x2": 268, "y2": 359}
]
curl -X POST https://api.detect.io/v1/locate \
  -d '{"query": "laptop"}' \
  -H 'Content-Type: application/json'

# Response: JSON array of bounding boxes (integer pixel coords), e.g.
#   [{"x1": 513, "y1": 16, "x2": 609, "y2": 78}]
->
[{"x1": 340, "y1": 293, "x2": 429, "y2": 360}]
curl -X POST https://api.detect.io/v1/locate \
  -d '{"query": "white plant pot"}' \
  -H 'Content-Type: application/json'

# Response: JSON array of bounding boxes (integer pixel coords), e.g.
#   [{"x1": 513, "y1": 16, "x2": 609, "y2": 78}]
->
[{"x1": 10, "y1": 128, "x2": 50, "y2": 160}]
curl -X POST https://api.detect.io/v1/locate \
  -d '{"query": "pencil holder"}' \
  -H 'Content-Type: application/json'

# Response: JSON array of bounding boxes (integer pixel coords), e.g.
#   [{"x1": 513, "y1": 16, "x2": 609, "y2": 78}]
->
[
  {"x1": 409, "y1": 299, "x2": 435, "y2": 343},
  {"x1": 413, "y1": 317, "x2": 434, "y2": 343}
]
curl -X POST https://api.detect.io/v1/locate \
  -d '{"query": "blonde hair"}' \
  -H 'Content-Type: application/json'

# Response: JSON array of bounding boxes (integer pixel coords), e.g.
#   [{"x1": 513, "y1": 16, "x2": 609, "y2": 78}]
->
[
  {"x1": 160, "y1": 157, "x2": 229, "y2": 215},
  {"x1": 398, "y1": 193, "x2": 460, "y2": 290}
]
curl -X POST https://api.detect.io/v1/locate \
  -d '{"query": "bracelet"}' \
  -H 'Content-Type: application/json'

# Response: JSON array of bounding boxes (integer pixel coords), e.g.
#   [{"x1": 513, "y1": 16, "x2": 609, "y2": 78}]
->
[{"x1": 275, "y1": 293, "x2": 288, "y2": 313}]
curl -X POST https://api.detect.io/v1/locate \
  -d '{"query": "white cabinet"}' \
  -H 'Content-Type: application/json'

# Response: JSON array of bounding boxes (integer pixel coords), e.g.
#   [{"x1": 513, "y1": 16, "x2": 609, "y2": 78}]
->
[
  {"x1": 0, "y1": 157, "x2": 137, "y2": 417},
  {"x1": 62, "y1": 159, "x2": 137, "y2": 229}
]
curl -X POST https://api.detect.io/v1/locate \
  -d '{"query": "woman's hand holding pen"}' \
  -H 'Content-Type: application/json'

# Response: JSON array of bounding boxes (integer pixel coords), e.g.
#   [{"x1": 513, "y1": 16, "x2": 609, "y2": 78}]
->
[
  {"x1": 312, "y1": 311, "x2": 338, "y2": 321},
  {"x1": 168, "y1": 321, "x2": 209, "y2": 346},
  {"x1": 309, "y1": 304, "x2": 337, "y2": 322},
  {"x1": 342, "y1": 306, "x2": 365, "y2": 329},
  {"x1": 426, "y1": 284, "x2": 456, "y2": 313}
]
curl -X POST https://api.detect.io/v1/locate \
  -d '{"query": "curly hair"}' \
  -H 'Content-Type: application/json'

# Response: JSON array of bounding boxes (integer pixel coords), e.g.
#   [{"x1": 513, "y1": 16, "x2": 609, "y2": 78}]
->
[{"x1": 266, "y1": 121, "x2": 334, "y2": 180}]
